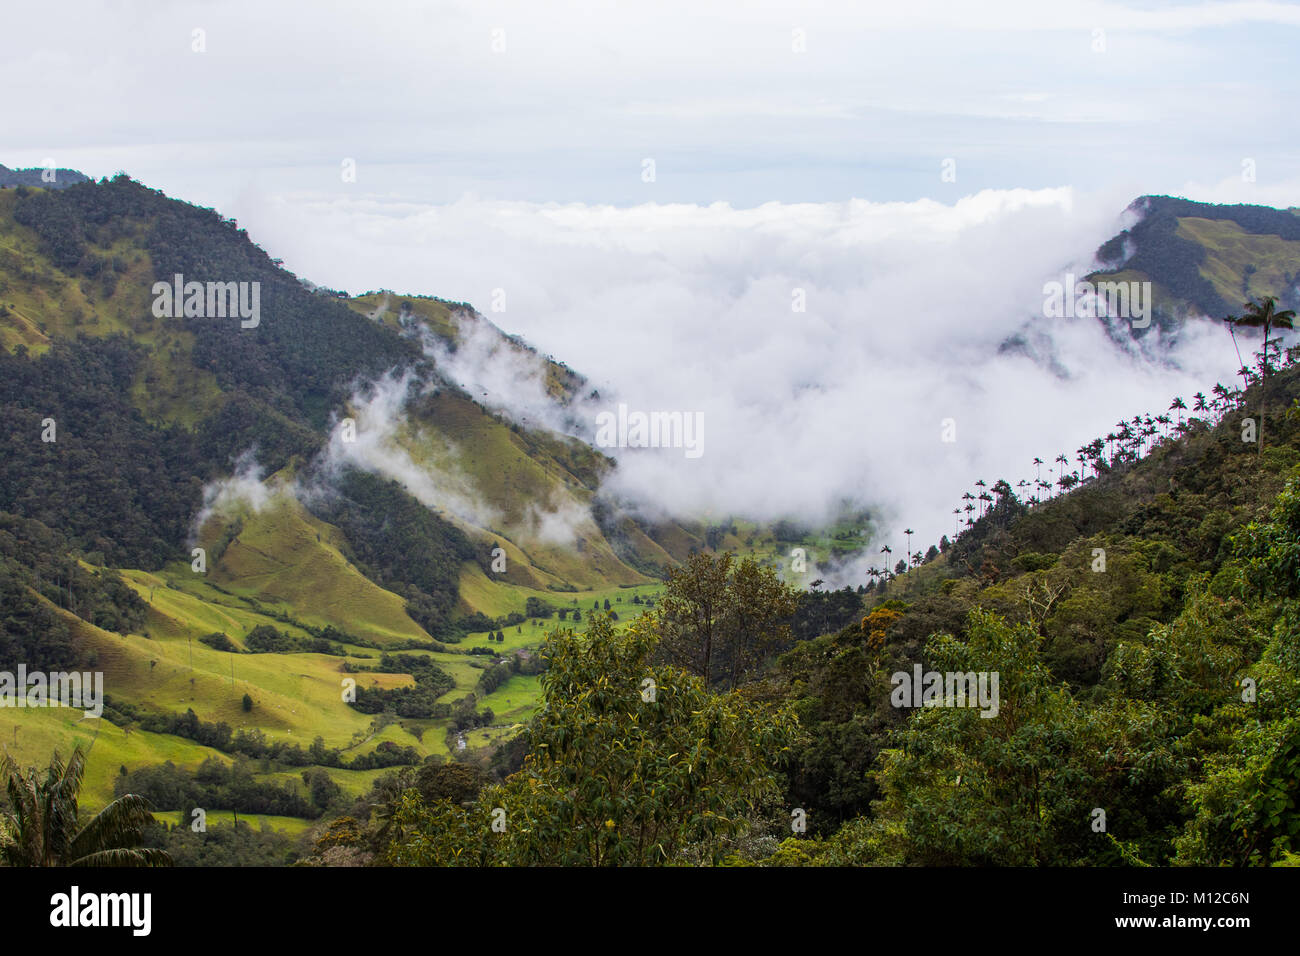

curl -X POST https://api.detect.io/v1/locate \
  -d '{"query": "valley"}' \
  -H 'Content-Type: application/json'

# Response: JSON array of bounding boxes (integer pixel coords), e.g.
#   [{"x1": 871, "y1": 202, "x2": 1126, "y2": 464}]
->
[{"x1": 2, "y1": 171, "x2": 1299, "y2": 868}]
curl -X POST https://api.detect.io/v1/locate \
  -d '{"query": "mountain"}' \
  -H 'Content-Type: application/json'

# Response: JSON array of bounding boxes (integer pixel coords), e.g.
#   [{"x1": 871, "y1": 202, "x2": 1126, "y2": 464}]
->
[
  {"x1": 0, "y1": 172, "x2": 739, "y2": 828},
  {"x1": 762, "y1": 354, "x2": 1300, "y2": 865},
  {"x1": 3, "y1": 171, "x2": 1300, "y2": 863},
  {"x1": 0, "y1": 164, "x2": 90, "y2": 190},
  {"x1": 1090, "y1": 194, "x2": 1300, "y2": 331}
]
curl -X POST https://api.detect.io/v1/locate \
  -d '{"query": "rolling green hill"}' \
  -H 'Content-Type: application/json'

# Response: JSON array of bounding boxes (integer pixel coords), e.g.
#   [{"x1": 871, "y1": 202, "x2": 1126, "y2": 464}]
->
[{"x1": 1090, "y1": 194, "x2": 1300, "y2": 330}]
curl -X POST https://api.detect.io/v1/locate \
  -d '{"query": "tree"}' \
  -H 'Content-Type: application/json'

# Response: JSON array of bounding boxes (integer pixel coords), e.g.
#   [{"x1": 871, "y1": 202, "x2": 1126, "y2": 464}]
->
[
  {"x1": 0, "y1": 747, "x2": 171, "y2": 866},
  {"x1": 1235, "y1": 295, "x2": 1296, "y2": 380},
  {"x1": 414, "y1": 761, "x2": 491, "y2": 807},
  {"x1": 1169, "y1": 396, "x2": 1186, "y2": 428},
  {"x1": 859, "y1": 611, "x2": 1120, "y2": 865},
  {"x1": 1232, "y1": 296, "x2": 1297, "y2": 453},
  {"x1": 241, "y1": 693, "x2": 253, "y2": 712},
  {"x1": 654, "y1": 551, "x2": 798, "y2": 690},
  {"x1": 381, "y1": 614, "x2": 797, "y2": 866}
]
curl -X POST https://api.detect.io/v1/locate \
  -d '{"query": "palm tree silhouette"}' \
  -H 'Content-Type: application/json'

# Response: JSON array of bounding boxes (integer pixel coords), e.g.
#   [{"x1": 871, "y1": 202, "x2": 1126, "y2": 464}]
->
[
  {"x1": 879, "y1": 545, "x2": 892, "y2": 578},
  {"x1": 1236, "y1": 296, "x2": 1297, "y2": 379},
  {"x1": 903, "y1": 529, "x2": 914, "y2": 568},
  {"x1": 1235, "y1": 296, "x2": 1297, "y2": 453},
  {"x1": 1224, "y1": 312, "x2": 1251, "y2": 391},
  {"x1": 1169, "y1": 396, "x2": 1187, "y2": 428},
  {"x1": 1, "y1": 746, "x2": 170, "y2": 867}
]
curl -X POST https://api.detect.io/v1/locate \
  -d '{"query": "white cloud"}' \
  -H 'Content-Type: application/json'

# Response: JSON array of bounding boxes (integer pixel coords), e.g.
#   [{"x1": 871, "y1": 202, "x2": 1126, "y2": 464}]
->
[
  {"x1": 315, "y1": 371, "x2": 502, "y2": 531},
  {"x1": 228, "y1": 186, "x2": 1249, "y2": 586},
  {"x1": 191, "y1": 450, "x2": 278, "y2": 539}
]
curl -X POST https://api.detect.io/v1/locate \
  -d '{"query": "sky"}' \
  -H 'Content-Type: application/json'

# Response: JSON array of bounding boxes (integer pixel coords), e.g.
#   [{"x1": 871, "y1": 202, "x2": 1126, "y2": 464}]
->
[
  {"x1": 3, "y1": 1, "x2": 1298, "y2": 578},
  {"x1": 4, "y1": 0, "x2": 1300, "y2": 208}
]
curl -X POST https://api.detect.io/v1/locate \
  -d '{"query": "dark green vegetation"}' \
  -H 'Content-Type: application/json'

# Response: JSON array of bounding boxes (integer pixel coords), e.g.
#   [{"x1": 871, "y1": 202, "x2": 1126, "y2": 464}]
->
[
  {"x1": 359, "y1": 322, "x2": 1300, "y2": 867},
  {"x1": 755, "y1": 358, "x2": 1300, "y2": 865},
  {"x1": 0, "y1": 167, "x2": 89, "y2": 190},
  {"x1": 309, "y1": 469, "x2": 473, "y2": 639},
  {"x1": 1, "y1": 746, "x2": 168, "y2": 866},
  {"x1": 4, "y1": 171, "x2": 1300, "y2": 865},
  {"x1": 1092, "y1": 194, "x2": 1300, "y2": 332}
]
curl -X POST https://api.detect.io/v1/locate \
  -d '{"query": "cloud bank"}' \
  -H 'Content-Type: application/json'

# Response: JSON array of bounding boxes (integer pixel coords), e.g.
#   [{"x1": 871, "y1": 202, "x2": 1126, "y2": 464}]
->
[{"x1": 229, "y1": 186, "x2": 1248, "y2": 577}]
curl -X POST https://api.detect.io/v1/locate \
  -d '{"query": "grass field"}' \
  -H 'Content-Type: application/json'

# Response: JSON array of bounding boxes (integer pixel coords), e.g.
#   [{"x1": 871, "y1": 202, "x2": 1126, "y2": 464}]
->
[{"x1": 1, "y1": 558, "x2": 668, "y2": 836}]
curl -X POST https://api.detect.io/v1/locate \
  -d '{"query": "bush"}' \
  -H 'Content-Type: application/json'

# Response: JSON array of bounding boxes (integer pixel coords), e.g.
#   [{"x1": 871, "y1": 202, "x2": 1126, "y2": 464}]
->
[{"x1": 199, "y1": 632, "x2": 238, "y2": 652}]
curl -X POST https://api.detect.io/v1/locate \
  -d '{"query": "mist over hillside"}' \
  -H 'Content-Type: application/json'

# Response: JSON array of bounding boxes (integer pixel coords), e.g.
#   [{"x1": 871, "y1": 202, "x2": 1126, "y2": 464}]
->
[{"x1": 228, "y1": 186, "x2": 1274, "y2": 573}]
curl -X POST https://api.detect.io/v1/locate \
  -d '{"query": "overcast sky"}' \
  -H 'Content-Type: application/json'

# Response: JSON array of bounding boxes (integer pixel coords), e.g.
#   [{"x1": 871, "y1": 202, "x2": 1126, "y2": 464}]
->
[
  {"x1": 4, "y1": 1, "x2": 1297, "y2": 573},
  {"x1": 4, "y1": 0, "x2": 1299, "y2": 210}
]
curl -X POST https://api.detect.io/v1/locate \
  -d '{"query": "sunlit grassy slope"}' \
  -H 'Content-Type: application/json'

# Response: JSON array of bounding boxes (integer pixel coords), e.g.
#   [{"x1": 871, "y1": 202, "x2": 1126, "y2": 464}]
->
[{"x1": 194, "y1": 492, "x2": 432, "y2": 645}]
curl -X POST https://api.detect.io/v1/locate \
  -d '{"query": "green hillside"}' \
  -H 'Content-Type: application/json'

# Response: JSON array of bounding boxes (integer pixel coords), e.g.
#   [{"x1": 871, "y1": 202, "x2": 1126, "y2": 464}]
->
[
  {"x1": 1090, "y1": 194, "x2": 1300, "y2": 329},
  {"x1": 0, "y1": 174, "x2": 709, "y2": 843}
]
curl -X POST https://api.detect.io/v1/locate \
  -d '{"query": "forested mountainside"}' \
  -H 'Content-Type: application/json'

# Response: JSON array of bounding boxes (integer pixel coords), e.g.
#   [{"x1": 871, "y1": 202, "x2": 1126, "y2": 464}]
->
[
  {"x1": 761, "y1": 356, "x2": 1300, "y2": 865},
  {"x1": 1091, "y1": 194, "x2": 1300, "y2": 331},
  {"x1": 0, "y1": 174, "x2": 703, "y2": 596},
  {"x1": 0, "y1": 165, "x2": 89, "y2": 190},
  {"x1": 2, "y1": 171, "x2": 1298, "y2": 867}
]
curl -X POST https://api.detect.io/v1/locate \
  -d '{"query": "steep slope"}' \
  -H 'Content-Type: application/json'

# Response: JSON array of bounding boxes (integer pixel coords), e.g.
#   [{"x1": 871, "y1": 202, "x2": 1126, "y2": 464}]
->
[
  {"x1": 0, "y1": 174, "x2": 695, "y2": 614},
  {"x1": 1090, "y1": 195, "x2": 1300, "y2": 331}
]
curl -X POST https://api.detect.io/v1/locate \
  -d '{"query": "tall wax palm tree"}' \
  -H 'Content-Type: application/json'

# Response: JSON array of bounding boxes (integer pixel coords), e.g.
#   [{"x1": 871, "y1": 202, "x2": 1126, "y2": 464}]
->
[
  {"x1": 1236, "y1": 296, "x2": 1297, "y2": 379},
  {"x1": 879, "y1": 545, "x2": 892, "y2": 578},
  {"x1": 952, "y1": 508, "x2": 961, "y2": 538},
  {"x1": 1235, "y1": 296, "x2": 1297, "y2": 452},
  {"x1": 1193, "y1": 391, "x2": 1208, "y2": 418},
  {"x1": 1169, "y1": 396, "x2": 1187, "y2": 428},
  {"x1": 903, "y1": 529, "x2": 914, "y2": 568},
  {"x1": 1, "y1": 746, "x2": 170, "y2": 867},
  {"x1": 1224, "y1": 312, "x2": 1251, "y2": 391}
]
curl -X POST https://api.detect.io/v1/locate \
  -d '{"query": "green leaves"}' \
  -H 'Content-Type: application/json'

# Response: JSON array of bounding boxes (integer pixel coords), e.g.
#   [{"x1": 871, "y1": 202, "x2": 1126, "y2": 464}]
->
[
  {"x1": 0, "y1": 746, "x2": 169, "y2": 867},
  {"x1": 383, "y1": 614, "x2": 797, "y2": 866}
]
